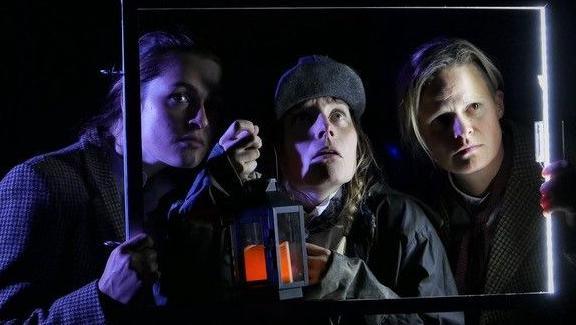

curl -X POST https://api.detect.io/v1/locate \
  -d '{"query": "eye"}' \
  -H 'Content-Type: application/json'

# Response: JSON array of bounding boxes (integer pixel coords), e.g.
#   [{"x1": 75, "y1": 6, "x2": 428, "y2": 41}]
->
[
  {"x1": 330, "y1": 109, "x2": 350, "y2": 124},
  {"x1": 468, "y1": 103, "x2": 481, "y2": 111},
  {"x1": 168, "y1": 93, "x2": 191, "y2": 106},
  {"x1": 331, "y1": 110, "x2": 345, "y2": 120},
  {"x1": 432, "y1": 113, "x2": 453, "y2": 129}
]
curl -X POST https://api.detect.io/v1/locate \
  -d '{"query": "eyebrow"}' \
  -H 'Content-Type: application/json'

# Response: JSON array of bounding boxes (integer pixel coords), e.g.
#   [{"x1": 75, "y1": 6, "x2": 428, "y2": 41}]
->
[{"x1": 171, "y1": 81, "x2": 204, "y2": 97}]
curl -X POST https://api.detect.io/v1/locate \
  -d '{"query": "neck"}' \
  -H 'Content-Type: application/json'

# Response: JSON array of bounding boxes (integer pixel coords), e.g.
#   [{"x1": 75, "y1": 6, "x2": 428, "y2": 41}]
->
[
  {"x1": 452, "y1": 143, "x2": 505, "y2": 196},
  {"x1": 287, "y1": 183, "x2": 341, "y2": 211},
  {"x1": 114, "y1": 135, "x2": 165, "y2": 180}
]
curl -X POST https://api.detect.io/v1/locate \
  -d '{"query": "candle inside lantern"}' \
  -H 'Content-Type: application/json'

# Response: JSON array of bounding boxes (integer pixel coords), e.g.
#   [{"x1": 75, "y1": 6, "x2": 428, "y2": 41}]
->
[
  {"x1": 244, "y1": 244, "x2": 267, "y2": 282},
  {"x1": 279, "y1": 241, "x2": 293, "y2": 284}
]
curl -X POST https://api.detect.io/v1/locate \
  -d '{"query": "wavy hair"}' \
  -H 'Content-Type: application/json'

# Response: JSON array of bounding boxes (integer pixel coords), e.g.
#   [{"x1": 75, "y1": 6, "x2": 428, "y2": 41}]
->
[
  {"x1": 340, "y1": 117, "x2": 380, "y2": 231},
  {"x1": 276, "y1": 100, "x2": 381, "y2": 231}
]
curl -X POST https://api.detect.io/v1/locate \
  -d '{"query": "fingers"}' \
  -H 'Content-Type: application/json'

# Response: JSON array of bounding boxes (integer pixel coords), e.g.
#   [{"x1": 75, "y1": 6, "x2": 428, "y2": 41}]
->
[
  {"x1": 308, "y1": 259, "x2": 322, "y2": 285},
  {"x1": 219, "y1": 120, "x2": 260, "y2": 151},
  {"x1": 230, "y1": 131, "x2": 263, "y2": 152},
  {"x1": 539, "y1": 160, "x2": 576, "y2": 214},
  {"x1": 540, "y1": 171, "x2": 573, "y2": 199},
  {"x1": 119, "y1": 234, "x2": 160, "y2": 282},
  {"x1": 227, "y1": 126, "x2": 262, "y2": 180},
  {"x1": 217, "y1": 119, "x2": 264, "y2": 181},
  {"x1": 240, "y1": 161, "x2": 258, "y2": 178},
  {"x1": 231, "y1": 120, "x2": 258, "y2": 137},
  {"x1": 306, "y1": 243, "x2": 331, "y2": 285},
  {"x1": 130, "y1": 247, "x2": 160, "y2": 283},
  {"x1": 99, "y1": 233, "x2": 160, "y2": 303},
  {"x1": 542, "y1": 160, "x2": 569, "y2": 177},
  {"x1": 120, "y1": 233, "x2": 154, "y2": 253},
  {"x1": 306, "y1": 243, "x2": 331, "y2": 256},
  {"x1": 234, "y1": 142, "x2": 261, "y2": 162}
]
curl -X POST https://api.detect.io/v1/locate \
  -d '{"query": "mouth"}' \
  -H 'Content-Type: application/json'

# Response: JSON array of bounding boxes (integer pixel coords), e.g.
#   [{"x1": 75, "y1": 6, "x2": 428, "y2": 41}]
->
[
  {"x1": 453, "y1": 144, "x2": 481, "y2": 158},
  {"x1": 178, "y1": 135, "x2": 206, "y2": 147},
  {"x1": 312, "y1": 148, "x2": 342, "y2": 161}
]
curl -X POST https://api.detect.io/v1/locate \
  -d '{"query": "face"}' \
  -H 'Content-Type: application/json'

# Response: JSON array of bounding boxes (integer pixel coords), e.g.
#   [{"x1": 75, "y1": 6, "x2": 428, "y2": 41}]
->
[
  {"x1": 417, "y1": 63, "x2": 504, "y2": 176},
  {"x1": 140, "y1": 53, "x2": 221, "y2": 169},
  {"x1": 281, "y1": 97, "x2": 358, "y2": 195}
]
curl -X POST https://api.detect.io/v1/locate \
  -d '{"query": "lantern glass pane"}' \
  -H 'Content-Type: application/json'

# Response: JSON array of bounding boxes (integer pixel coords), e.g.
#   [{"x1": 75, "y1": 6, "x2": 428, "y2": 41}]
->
[{"x1": 277, "y1": 211, "x2": 305, "y2": 284}]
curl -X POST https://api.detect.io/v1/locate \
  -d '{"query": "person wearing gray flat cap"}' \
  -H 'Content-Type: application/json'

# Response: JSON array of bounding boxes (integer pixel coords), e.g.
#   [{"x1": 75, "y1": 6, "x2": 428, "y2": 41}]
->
[{"x1": 270, "y1": 55, "x2": 463, "y2": 324}]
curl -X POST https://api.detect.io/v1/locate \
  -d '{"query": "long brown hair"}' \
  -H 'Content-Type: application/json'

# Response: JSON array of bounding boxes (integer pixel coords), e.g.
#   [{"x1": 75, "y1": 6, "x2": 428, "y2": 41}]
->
[
  {"x1": 276, "y1": 104, "x2": 381, "y2": 229},
  {"x1": 81, "y1": 31, "x2": 221, "y2": 139},
  {"x1": 339, "y1": 118, "x2": 380, "y2": 230}
]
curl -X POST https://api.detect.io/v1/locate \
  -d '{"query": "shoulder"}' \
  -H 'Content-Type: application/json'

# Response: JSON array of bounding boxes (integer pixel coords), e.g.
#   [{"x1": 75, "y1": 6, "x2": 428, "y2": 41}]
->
[
  {"x1": 368, "y1": 182, "x2": 442, "y2": 238},
  {"x1": 1, "y1": 137, "x2": 108, "y2": 193},
  {"x1": 502, "y1": 121, "x2": 543, "y2": 192}
]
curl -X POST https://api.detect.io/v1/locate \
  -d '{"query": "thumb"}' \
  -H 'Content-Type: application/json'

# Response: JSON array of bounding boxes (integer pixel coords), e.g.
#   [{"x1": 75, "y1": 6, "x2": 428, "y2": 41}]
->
[
  {"x1": 306, "y1": 243, "x2": 330, "y2": 256},
  {"x1": 234, "y1": 129, "x2": 251, "y2": 141},
  {"x1": 121, "y1": 233, "x2": 153, "y2": 252}
]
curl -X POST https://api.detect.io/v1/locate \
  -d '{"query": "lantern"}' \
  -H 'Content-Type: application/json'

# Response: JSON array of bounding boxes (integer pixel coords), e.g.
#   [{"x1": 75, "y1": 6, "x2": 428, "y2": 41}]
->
[{"x1": 230, "y1": 178, "x2": 308, "y2": 300}]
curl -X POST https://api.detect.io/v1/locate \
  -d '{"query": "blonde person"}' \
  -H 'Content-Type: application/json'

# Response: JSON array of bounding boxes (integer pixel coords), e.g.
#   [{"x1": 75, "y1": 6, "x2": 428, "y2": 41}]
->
[{"x1": 397, "y1": 38, "x2": 576, "y2": 324}]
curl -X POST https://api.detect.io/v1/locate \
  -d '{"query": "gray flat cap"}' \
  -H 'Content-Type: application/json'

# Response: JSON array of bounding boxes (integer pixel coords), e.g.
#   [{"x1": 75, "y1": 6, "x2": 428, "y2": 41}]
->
[{"x1": 274, "y1": 55, "x2": 365, "y2": 120}]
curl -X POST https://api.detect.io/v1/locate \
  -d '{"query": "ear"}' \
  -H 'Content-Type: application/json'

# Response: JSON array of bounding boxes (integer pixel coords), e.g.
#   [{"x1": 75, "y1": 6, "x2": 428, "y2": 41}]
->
[{"x1": 495, "y1": 90, "x2": 505, "y2": 119}]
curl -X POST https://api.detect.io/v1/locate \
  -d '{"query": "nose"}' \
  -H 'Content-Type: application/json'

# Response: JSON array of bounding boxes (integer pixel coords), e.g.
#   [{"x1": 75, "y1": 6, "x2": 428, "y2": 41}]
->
[
  {"x1": 188, "y1": 104, "x2": 209, "y2": 129},
  {"x1": 314, "y1": 114, "x2": 334, "y2": 140},
  {"x1": 452, "y1": 115, "x2": 472, "y2": 139}
]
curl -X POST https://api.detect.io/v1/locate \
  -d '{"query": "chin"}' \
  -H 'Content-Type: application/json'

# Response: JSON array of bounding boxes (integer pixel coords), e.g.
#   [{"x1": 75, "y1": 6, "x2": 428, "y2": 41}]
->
[
  {"x1": 165, "y1": 156, "x2": 199, "y2": 169},
  {"x1": 306, "y1": 174, "x2": 352, "y2": 193},
  {"x1": 449, "y1": 159, "x2": 489, "y2": 176},
  {"x1": 183, "y1": 157, "x2": 203, "y2": 169},
  {"x1": 183, "y1": 149, "x2": 209, "y2": 168}
]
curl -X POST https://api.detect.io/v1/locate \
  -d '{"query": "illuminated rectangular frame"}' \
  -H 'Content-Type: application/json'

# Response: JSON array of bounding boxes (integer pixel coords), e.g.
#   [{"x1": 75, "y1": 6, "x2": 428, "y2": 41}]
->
[{"x1": 121, "y1": 2, "x2": 556, "y2": 314}]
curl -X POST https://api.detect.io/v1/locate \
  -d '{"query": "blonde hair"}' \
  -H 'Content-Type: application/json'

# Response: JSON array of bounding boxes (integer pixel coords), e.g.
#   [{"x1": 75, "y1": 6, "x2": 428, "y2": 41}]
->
[{"x1": 397, "y1": 38, "x2": 504, "y2": 158}]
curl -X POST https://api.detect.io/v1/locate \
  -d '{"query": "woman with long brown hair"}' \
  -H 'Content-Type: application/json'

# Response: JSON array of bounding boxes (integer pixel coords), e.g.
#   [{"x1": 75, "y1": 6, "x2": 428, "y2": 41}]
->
[{"x1": 271, "y1": 55, "x2": 461, "y2": 324}]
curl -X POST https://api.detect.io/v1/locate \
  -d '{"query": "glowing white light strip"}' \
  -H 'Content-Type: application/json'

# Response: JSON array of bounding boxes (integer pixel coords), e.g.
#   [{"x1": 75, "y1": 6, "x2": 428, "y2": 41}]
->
[
  {"x1": 138, "y1": 4, "x2": 556, "y2": 294},
  {"x1": 140, "y1": 7, "x2": 542, "y2": 11},
  {"x1": 539, "y1": 6, "x2": 555, "y2": 294}
]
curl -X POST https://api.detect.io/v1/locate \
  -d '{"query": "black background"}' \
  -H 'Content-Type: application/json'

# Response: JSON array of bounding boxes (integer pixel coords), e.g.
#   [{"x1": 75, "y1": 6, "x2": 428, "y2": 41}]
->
[
  {"x1": 1, "y1": 0, "x2": 574, "y2": 191},
  {"x1": 0, "y1": 0, "x2": 574, "y2": 306}
]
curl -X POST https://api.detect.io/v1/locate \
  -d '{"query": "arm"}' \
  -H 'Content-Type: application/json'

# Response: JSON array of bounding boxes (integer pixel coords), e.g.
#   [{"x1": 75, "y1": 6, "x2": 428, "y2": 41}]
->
[
  {"x1": 171, "y1": 119, "x2": 262, "y2": 222},
  {"x1": 305, "y1": 195, "x2": 463, "y2": 325},
  {"x1": 305, "y1": 249, "x2": 422, "y2": 325},
  {"x1": 0, "y1": 163, "x2": 106, "y2": 324},
  {"x1": 160, "y1": 120, "x2": 262, "y2": 304},
  {"x1": 391, "y1": 197, "x2": 463, "y2": 325}
]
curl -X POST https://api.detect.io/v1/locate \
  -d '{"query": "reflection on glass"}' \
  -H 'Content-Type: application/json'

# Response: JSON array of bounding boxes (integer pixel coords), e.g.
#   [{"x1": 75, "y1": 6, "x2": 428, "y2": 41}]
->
[
  {"x1": 277, "y1": 211, "x2": 305, "y2": 284},
  {"x1": 242, "y1": 222, "x2": 268, "y2": 282}
]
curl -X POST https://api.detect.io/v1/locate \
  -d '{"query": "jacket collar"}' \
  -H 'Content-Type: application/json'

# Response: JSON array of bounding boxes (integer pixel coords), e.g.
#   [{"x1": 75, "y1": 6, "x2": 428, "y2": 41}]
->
[
  {"x1": 483, "y1": 123, "x2": 546, "y2": 293},
  {"x1": 80, "y1": 130, "x2": 125, "y2": 242}
]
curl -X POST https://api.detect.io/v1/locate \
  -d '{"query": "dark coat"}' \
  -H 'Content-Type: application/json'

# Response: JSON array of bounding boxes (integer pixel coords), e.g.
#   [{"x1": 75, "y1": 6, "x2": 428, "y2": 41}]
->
[
  {"x1": 0, "y1": 132, "x2": 196, "y2": 324},
  {"x1": 431, "y1": 124, "x2": 547, "y2": 324},
  {"x1": 166, "y1": 145, "x2": 463, "y2": 324},
  {"x1": 0, "y1": 133, "x2": 124, "y2": 323},
  {"x1": 304, "y1": 183, "x2": 463, "y2": 325}
]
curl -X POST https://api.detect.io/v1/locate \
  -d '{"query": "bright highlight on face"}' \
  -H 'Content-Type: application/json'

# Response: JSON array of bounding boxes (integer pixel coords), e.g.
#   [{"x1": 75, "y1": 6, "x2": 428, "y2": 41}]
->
[
  {"x1": 281, "y1": 97, "x2": 358, "y2": 196},
  {"x1": 417, "y1": 63, "x2": 504, "y2": 177},
  {"x1": 140, "y1": 53, "x2": 221, "y2": 169}
]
